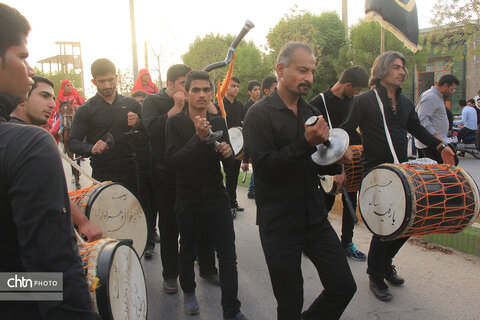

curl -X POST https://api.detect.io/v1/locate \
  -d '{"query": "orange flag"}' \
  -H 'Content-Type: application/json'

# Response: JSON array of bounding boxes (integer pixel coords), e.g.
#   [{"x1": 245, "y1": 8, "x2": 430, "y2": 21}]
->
[{"x1": 216, "y1": 53, "x2": 236, "y2": 119}]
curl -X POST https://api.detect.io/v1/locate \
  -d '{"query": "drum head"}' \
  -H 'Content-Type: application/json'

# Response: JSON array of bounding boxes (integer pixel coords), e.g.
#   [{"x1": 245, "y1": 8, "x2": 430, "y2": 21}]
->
[
  {"x1": 319, "y1": 175, "x2": 339, "y2": 195},
  {"x1": 86, "y1": 183, "x2": 148, "y2": 257},
  {"x1": 228, "y1": 127, "x2": 244, "y2": 157},
  {"x1": 96, "y1": 241, "x2": 147, "y2": 320},
  {"x1": 359, "y1": 166, "x2": 412, "y2": 237}
]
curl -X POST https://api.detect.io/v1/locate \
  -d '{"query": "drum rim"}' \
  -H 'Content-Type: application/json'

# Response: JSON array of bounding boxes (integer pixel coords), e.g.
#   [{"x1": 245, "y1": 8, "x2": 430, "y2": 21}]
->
[
  {"x1": 96, "y1": 240, "x2": 148, "y2": 320},
  {"x1": 359, "y1": 164, "x2": 413, "y2": 240},
  {"x1": 455, "y1": 167, "x2": 480, "y2": 229}
]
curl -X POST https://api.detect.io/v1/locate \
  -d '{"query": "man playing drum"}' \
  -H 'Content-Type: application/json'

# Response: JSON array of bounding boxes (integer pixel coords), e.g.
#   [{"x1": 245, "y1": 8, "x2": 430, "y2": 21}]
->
[
  {"x1": 310, "y1": 65, "x2": 370, "y2": 261},
  {"x1": 165, "y1": 70, "x2": 249, "y2": 320},
  {"x1": 0, "y1": 4, "x2": 96, "y2": 319},
  {"x1": 244, "y1": 42, "x2": 355, "y2": 320},
  {"x1": 341, "y1": 51, "x2": 455, "y2": 301}
]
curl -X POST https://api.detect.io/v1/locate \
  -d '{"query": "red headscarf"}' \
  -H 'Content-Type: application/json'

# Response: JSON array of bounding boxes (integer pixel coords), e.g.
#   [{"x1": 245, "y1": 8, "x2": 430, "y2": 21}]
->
[
  {"x1": 132, "y1": 69, "x2": 159, "y2": 94},
  {"x1": 49, "y1": 80, "x2": 85, "y2": 126}
]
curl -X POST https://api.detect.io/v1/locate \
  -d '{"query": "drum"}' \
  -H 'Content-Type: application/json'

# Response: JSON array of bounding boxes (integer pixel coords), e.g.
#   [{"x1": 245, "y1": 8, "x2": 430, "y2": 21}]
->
[
  {"x1": 344, "y1": 145, "x2": 363, "y2": 193},
  {"x1": 319, "y1": 175, "x2": 340, "y2": 195},
  {"x1": 79, "y1": 238, "x2": 147, "y2": 320},
  {"x1": 69, "y1": 182, "x2": 148, "y2": 257},
  {"x1": 228, "y1": 126, "x2": 244, "y2": 160},
  {"x1": 359, "y1": 163, "x2": 480, "y2": 240}
]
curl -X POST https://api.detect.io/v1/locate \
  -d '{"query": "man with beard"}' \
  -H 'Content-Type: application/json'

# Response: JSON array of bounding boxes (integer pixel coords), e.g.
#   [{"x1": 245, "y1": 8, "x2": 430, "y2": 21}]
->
[
  {"x1": 69, "y1": 58, "x2": 142, "y2": 195},
  {"x1": 0, "y1": 4, "x2": 95, "y2": 319},
  {"x1": 415, "y1": 74, "x2": 459, "y2": 164},
  {"x1": 244, "y1": 42, "x2": 356, "y2": 320}
]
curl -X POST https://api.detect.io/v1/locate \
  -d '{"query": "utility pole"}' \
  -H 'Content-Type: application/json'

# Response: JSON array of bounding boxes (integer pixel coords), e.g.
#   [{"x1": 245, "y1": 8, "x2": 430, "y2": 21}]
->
[
  {"x1": 342, "y1": 0, "x2": 348, "y2": 31},
  {"x1": 129, "y1": 0, "x2": 139, "y2": 81},
  {"x1": 144, "y1": 41, "x2": 149, "y2": 70}
]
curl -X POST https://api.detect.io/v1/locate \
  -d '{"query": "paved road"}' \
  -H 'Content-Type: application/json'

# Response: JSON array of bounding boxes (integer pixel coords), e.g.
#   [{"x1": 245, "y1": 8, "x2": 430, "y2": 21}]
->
[{"x1": 62, "y1": 153, "x2": 480, "y2": 320}]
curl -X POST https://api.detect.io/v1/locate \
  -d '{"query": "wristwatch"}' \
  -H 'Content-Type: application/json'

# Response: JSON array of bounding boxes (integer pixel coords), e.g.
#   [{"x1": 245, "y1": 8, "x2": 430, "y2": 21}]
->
[{"x1": 438, "y1": 143, "x2": 446, "y2": 151}]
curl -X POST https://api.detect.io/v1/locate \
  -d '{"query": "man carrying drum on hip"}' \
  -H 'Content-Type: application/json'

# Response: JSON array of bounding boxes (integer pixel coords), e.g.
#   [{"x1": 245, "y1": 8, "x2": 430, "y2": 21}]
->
[{"x1": 341, "y1": 51, "x2": 455, "y2": 302}]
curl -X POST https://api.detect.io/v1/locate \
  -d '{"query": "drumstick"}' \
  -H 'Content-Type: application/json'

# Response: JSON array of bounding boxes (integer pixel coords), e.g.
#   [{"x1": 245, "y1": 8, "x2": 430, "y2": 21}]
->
[
  {"x1": 342, "y1": 185, "x2": 359, "y2": 224},
  {"x1": 60, "y1": 152, "x2": 99, "y2": 184}
]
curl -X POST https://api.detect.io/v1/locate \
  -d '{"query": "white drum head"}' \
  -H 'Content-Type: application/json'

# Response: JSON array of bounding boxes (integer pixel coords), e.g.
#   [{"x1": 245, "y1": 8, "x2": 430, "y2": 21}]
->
[
  {"x1": 109, "y1": 245, "x2": 147, "y2": 320},
  {"x1": 228, "y1": 127, "x2": 244, "y2": 157},
  {"x1": 319, "y1": 175, "x2": 339, "y2": 195},
  {"x1": 88, "y1": 183, "x2": 148, "y2": 257},
  {"x1": 359, "y1": 168, "x2": 408, "y2": 237}
]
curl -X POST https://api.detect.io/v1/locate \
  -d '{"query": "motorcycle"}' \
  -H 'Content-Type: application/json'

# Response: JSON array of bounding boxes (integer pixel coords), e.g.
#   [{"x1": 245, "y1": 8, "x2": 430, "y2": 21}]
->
[{"x1": 450, "y1": 126, "x2": 480, "y2": 159}]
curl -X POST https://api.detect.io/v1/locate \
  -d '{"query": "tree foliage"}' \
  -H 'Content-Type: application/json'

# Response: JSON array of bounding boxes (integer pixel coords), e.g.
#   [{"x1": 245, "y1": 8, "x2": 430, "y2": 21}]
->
[
  {"x1": 117, "y1": 68, "x2": 134, "y2": 96},
  {"x1": 33, "y1": 67, "x2": 85, "y2": 98},
  {"x1": 430, "y1": 0, "x2": 480, "y2": 59},
  {"x1": 266, "y1": 9, "x2": 347, "y2": 100},
  {"x1": 182, "y1": 34, "x2": 273, "y2": 103}
]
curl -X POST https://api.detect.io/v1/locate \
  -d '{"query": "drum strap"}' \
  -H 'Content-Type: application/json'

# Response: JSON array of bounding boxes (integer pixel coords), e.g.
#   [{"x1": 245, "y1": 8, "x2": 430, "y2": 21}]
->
[
  {"x1": 373, "y1": 89, "x2": 400, "y2": 164},
  {"x1": 319, "y1": 93, "x2": 333, "y2": 128}
]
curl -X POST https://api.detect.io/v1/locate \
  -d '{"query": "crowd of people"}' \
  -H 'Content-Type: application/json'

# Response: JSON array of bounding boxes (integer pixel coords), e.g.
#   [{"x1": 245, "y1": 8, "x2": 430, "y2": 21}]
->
[{"x1": 0, "y1": 2, "x2": 474, "y2": 320}]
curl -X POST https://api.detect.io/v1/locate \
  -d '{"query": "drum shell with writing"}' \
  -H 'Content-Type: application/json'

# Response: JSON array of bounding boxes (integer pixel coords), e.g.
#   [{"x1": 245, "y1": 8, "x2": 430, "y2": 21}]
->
[
  {"x1": 69, "y1": 182, "x2": 148, "y2": 257},
  {"x1": 359, "y1": 163, "x2": 480, "y2": 240},
  {"x1": 79, "y1": 238, "x2": 147, "y2": 320}
]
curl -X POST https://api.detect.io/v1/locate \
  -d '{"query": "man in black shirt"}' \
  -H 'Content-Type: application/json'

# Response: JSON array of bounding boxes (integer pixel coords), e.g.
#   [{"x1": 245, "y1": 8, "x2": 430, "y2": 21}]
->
[
  {"x1": 69, "y1": 58, "x2": 141, "y2": 196},
  {"x1": 222, "y1": 77, "x2": 245, "y2": 216},
  {"x1": 243, "y1": 80, "x2": 261, "y2": 114},
  {"x1": 165, "y1": 70, "x2": 248, "y2": 320},
  {"x1": 310, "y1": 66, "x2": 369, "y2": 261},
  {"x1": 0, "y1": 4, "x2": 95, "y2": 319},
  {"x1": 244, "y1": 42, "x2": 355, "y2": 320},
  {"x1": 142, "y1": 64, "x2": 218, "y2": 293},
  {"x1": 341, "y1": 51, "x2": 455, "y2": 302}
]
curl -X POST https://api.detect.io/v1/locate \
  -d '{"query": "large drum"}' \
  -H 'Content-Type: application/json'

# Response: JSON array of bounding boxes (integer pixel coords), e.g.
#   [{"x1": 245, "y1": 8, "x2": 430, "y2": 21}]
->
[
  {"x1": 79, "y1": 238, "x2": 147, "y2": 320},
  {"x1": 228, "y1": 126, "x2": 244, "y2": 160},
  {"x1": 344, "y1": 145, "x2": 363, "y2": 193},
  {"x1": 359, "y1": 163, "x2": 480, "y2": 240},
  {"x1": 69, "y1": 182, "x2": 148, "y2": 257}
]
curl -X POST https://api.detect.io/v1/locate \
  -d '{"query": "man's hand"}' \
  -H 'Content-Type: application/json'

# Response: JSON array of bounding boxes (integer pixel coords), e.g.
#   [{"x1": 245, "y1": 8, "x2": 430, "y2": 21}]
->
[
  {"x1": 241, "y1": 162, "x2": 249, "y2": 172},
  {"x1": 339, "y1": 148, "x2": 353, "y2": 164},
  {"x1": 194, "y1": 116, "x2": 211, "y2": 140},
  {"x1": 333, "y1": 171, "x2": 347, "y2": 190},
  {"x1": 127, "y1": 111, "x2": 139, "y2": 128},
  {"x1": 167, "y1": 91, "x2": 186, "y2": 117},
  {"x1": 91, "y1": 140, "x2": 109, "y2": 155},
  {"x1": 78, "y1": 220, "x2": 103, "y2": 242},
  {"x1": 305, "y1": 116, "x2": 329, "y2": 146},
  {"x1": 441, "y1": 146, "x2": 455, "y2": 165},
  {"x1": 215, "y1": 141, "x2": 233, "y2": 158}
]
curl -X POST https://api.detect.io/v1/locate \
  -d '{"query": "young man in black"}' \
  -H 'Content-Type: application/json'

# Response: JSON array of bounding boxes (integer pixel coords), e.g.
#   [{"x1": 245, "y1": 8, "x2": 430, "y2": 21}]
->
[
  {"x1": 142, "y1": 64, "x2": 218, "y2": 292},
  {"x1": 309, "y1": 66, "x2": 370, "y2": 261},
  {"x1": 222, "y1": 77, "x2": 245, "y2": 216},
  {"x1": 243, "y1": 80, "x2": 261, "y2": 113},
  {"x1": 165, "y1": 70, "x2": 248, "y2": 320},
  {"x1": 69, "y1": 58, "x2": 142, "y2": 196},
  {"x1": 244, "y1": 42, "x2": 356, "y2": 320},
  {"x1": 0, "y1": 4, "x2": 95, "y2": 319},
  {"x1": 341, "y1": 51, "x2": 455, "y2": 301}
]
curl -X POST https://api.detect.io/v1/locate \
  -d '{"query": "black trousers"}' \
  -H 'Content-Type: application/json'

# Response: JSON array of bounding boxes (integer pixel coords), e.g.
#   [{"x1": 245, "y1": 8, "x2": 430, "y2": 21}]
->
[
  {"x1": 152, "y1": 167, "x2": 217, "y2": 280},
  {"x1": 224, "y1": 158, "x2": 241, "y2": 206},
  {"x1": 92, "y1": 165, "x2": 139, "y2": 196},
  {"x1": 325, "y1": 191, "x2": 357, "y2": 247},
  {"x1": 458, "y1": 127, "x2": 476, "y2": 142},
  {"x1": 259, "y1": 220, "x2": 356, "y2": 320},
  {"x1": 138, "y1": 174, "x2": 157, "y2": 248},
  {"x1": 176, "y1": 193, "x2": 241, "y2": 319},
  {"x1": 366, "y1": 235, "x2": 409, "y2": 279}
]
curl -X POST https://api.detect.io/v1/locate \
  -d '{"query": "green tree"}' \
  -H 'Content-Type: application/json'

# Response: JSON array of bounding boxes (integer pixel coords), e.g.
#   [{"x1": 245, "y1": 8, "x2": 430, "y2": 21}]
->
[
  {"x1": 266, "y1": 9, "x2": 347, "y2": 100},
  {"x1": 430, "y1": 0, "x2": 480, "y2": 59},
  {"x1": 33, "y1": 67, "x2": 85, "y2": 98},
  {"x1": 182, "y1": 34, "x2": 273, "y2": 103},
  {"x1": 117, "y1": 68, "x2": 134, "y2": 95}
]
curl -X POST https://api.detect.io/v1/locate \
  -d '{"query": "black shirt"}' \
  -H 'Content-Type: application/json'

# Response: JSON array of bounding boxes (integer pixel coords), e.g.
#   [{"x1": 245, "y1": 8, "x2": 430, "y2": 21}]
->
[
  {"x1": 142, "y1": 88, "x2": 179, "y2": 170},
  {"x1": 243, "y1": 90, "x2": 341, "y2": 231},
  {"x1": 309, "y1": 88, "x2": 362, "y2": 145},
  {"x1": 0, "y1": 94, "x2": 95, "y2": 319},
  {"x1": 165, "y1": 110, "x2": 231, "y2": 207},
  {"x1": 223, "y1": 97, "x2": 244, "y2": 128},
  {"x1": 68, "y1": 93, "x2": 141, "y2": 171},
  {"x1": 243, "y1": 99, "x2": 255, "y2": 114},
  {"x1": 131, "y1": 129, "x2": 152, "y2": 177},
  {"x1": 341, "y1": 85, "x2": 441, "y2": 170}
]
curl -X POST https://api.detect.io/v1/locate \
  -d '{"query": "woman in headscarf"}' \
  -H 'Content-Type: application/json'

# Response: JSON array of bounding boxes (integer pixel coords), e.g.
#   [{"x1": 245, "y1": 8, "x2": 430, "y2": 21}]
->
[{"x1": 132, "y1": 69, "x2": 159, "y2": 95}]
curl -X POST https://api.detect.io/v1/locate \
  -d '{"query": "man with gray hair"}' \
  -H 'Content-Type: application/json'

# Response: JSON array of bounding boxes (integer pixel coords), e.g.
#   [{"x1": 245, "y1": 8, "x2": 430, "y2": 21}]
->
[
  {"x1": 341, "y1": 51, "x2": 455, "y2": 302},
  {"x1": 244, "y1": 41, "x2": 356, "y2": 320}
]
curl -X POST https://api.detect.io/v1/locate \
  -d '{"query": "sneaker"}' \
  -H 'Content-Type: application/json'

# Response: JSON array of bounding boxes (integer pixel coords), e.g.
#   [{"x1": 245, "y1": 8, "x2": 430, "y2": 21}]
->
[
  {"x1": 385, "y1": 265, "x2": 405, "y2": 286},
  {"x1": 231, "y1": 207, "x2": 237, "y2": 219},
  {"x1": 344, "y1": 242, "x2": 366, "y2": 261},
  {"x1": 154, "y1": 232, "x2": 160, "y2": 243},
  {"x1": 247, "y1": 191, "x2": 255, "y2": 199},
  {"x1": 224, "y1": 312, "x2": 249, "y2": 320},
  {"x1": 199, "y1": 273, "x2": 220, "y2": 286},
  {"x1": 184, "y1": 292, "x2": 199, "y2": 315},
  {"x1": 163, "y1": 279, "x2": 178, "y2": 294},
  {"x1": 144, "y1": 246, "x2": 154, "y2": 259}
]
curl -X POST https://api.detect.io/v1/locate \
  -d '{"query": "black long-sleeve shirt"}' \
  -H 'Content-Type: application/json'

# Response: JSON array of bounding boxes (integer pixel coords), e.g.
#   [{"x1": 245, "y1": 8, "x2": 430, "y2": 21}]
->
[
  {"x1": 223, "y1": 97, "x2": 244, "y2": 128},
  {"x1": 165, "y1": 110, "x2": 231, "y2": 207},
  {"x1": 309, "y1": 88, "x2": 362, "y2": 145},
  {"x1": 0, "y1": 94, "x2": 95, "y2": 319},
  {"x1": 243, "y1": 90, "x2": 341, "y2": 231},
  {"x1": 340, "y1": 85, "x2": 441, "y2": 170},
  {"x1": 68, "y1": 93, "x2": 141, "y2": 171}
]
